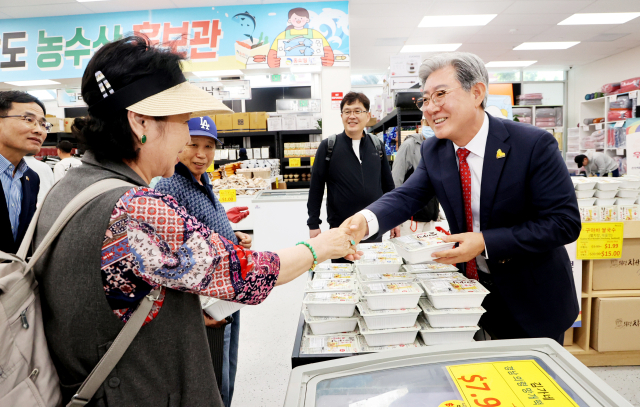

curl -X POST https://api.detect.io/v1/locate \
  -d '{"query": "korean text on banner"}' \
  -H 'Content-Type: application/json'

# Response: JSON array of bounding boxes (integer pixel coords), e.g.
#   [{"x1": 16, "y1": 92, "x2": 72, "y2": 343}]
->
[
  {"x1": 447, "y1": 360, "x2": 579, "y2": 407},
  {"x1": 576, "y1": 222, "x2": 624, "y2": 260}
]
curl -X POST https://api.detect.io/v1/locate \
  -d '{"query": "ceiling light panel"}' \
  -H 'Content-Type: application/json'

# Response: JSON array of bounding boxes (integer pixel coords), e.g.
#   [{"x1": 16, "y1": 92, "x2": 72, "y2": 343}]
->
[
  {"x1": 400, "y1": 44, "x2": 462, "y2": 53},
  {"x1": 486, "y1": 61, "x2": 537, "y2": 67},
  {"x1": 192, "y1": 70, "x2": 244, "y2": 77},
  {"x1": 558, "y1": 13, "x2": 640, "y2": 25},
  {"x1": 4, "y1": 80, "x2": 61, "y2": 86},
  {"x1": 514, "y1": 42, "x2": 580, "y2": 50},
  {"x1": 419, "y1": 14, "x2": 497, "y2": 27}
]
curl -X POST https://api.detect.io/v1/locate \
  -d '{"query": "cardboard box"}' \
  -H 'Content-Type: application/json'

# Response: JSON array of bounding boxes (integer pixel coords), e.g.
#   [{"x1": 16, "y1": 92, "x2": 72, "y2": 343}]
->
[
  {"x1": 261, "y1": 147, "x2": 270, "y2": 159},
  {"x1": 215, "y1": 114, "x2": 233, "y2": 132},
  {"x1": 232, "y1": 113, "x2": 250, "y2": 131},
  {"x1": 296, "y1": 116, "x2": 314, "y2": 130},
  {"x1": 253, "y1": 148, "x2": 261, "y2": 159},
  {"x1": 366, "y1": 117, "x2": 378, "y2": 127},
  {"x1": 63, "y1": 117, "x2": 76, "y2": 133},
  {"x1": 282, "y1": 115, "x2": 297, "y2": 131},
  {"x1": 591, "y1": 297, "x2": 640, "y2": 352},
  {"x1": 267, "y1": 116, "x2": 282, "y2": 131},
  {"x1": 249, "y1": 112, "x2": 268, "y2": 130},
  {"x1": 593, "y1": 239, "x2": 640, "y2": 290}
]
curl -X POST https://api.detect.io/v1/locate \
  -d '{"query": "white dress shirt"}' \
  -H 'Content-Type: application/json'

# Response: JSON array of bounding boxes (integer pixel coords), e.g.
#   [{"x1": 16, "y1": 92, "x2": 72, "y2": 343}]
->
[
  {"x1": 24, "y1": 156, "x2": 55, "y2": 207},
  {"x1": 360, "y1": 113, "x2": 491, "y2": 272},
  {"x1": 352, "y1": 139, "x2": 362, "y2": 163}
]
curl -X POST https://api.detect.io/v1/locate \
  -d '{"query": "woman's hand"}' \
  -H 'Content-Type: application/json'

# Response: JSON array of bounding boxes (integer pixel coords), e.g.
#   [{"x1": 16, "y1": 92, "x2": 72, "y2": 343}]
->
[
  {"x1": 235, "y1": 231, "x2": 252, "y2": 249},
  {"x1": 309, "y1": 227, "x2": 362, "y2": 262}
]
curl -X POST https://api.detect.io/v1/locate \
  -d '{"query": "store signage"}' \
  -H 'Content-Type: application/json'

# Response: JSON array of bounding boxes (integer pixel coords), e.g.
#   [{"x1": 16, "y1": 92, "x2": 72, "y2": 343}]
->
[
  {"x1": 0, "y1": 1, "x2": 350, "y2": 82},
  {"x1": 56, "y1": 88, "x2": 86, "y2": 108},
  {"x1": 447, "y1": 360, "x2": 579, "y2": 406},
  {"x1": 310, "y1": 157, "x2": 315, "y2": 166},
  {"x1": 219, "y1": 189, "x2": 237, "y2": 203},
  {"x1": 331, "y1": 92, "x2": 343, "y2": 110},
  {"x1": 576, "y1": 222, "x2": 624, "y2": 260},
  {"x1": 289, "y1": 157, "x2": 301, "y2": 167},
  {"x1": 626, "y1": 119, "x2": 640, "y2": 176},
  {"x1": 271, "y1": 74, "x2": 282, "y2": 83}
]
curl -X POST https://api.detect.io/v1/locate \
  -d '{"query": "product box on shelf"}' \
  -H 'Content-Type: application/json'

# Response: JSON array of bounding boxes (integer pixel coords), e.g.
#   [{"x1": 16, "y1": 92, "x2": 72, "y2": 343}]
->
[
  {"x1": 215, "y1": 114, "x2": 234, "y2": 132},
  {"x1": 579, "y1": 206, "x2": 599, "y2": 222},
  {"x1": 282, "y1": 115, "x2": 297, "y2": 131},
  {"x1": 267, "y1": 116, "x2": 282, "y2": 131},
  {"x1": 592, "y1": 239, "x2": 640, "y2": 291},
  {"x1": 232, "y1": 113, "x2": 250, "y2": 131},
  {"x1": 591, "y1": 297, "x2": 640, "y2": 352},
  {"x1": 249, "y1": 112, "x2": 268, "y2": 130},
  {"x1": 63, "y1": 117, "x2": 76, "y2": 133},
  {"x1": 599, "y1": 206, "x2": 618, "y2": 222},
  {"x1": 618, "y1": 205, "x2": 639, "y2": 221}
]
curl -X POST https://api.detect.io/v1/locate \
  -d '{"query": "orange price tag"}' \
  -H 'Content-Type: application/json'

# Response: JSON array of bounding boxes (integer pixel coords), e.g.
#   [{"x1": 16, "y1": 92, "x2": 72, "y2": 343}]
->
[
  {"x1": 289, "y1": 158, "x2": 301, "y2": 167},
  {"x1": 447, "y1": 360, "x2": 579, "y2": 406},
  {"x1": 218, "y1": 189, "x2": 237, "y2": 203}
]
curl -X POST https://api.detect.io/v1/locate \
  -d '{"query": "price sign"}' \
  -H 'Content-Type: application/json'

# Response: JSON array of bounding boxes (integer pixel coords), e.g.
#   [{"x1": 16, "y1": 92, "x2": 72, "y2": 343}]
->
[
  {"x1": 576, "y1": 222, "x2": 624, "y2": 260},
  {"x1": 608, "y1": 95, "x2": 617, "y2": 103},
  {"x1": 289, "y1": 158, "x2": 301, "y2": 167},
  {"x1": 447, "y1": 360, "x2": 579, "y2": 407},
  {"x1": 218, "y1": 189, "x2": 237, "y2": 203},
  {"x1": 310, "y1": 156, "x2": 315, "y2": 166},
  {"x1": 630, "y1": 90, "x2": 638, "y2": 99},
  {"x1": 595, "y1": 123, "x2": 603, "y2": 130}
]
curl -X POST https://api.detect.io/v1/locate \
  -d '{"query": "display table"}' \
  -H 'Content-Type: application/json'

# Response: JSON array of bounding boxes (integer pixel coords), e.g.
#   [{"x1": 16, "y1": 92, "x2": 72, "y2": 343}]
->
[{"x1": 566, "y1": 221, "x2": 640, "y2": 366}]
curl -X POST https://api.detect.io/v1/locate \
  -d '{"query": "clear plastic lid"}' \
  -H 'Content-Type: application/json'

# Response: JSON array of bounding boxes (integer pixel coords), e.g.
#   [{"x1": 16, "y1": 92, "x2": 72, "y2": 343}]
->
[
  {"x1": 415, "y1": 271, "x2": 466, "y2": 280},
  {"x1": 403, "y1": 264, "x2": 459, "y2": 273},
  {"x1": 355, "y1": 251, "x2": 403, "y2": 264},
  {"x1": 596, "y1": 178, "x2": 622, "y2": 185},
  {"x1": 300, "y1": 335, "x2": 359, "y2": 354},
  {"x1": 358, "y1": 316, "x2": 420, "y2": 334},
  {"x1": 357, "y1": 242, "x2": 395, "y2": 251},
  {"x1": 390, "y1": 231, "x2": 454, "y2": 252},
  {"x1": 360, "y1": 282, "x2": 422, "y2": 296},
  {"x1": 421, "y1": 279, "x2": 489, "y2": 296},
  {"x1": 305, "y1": 279, "x2": 355, "y2": 292},
  {"x1": 303, "y1": 323, "x2": 359, "y2": 337},
  {"x1": 315, "y1": 263, "x2": 354, "y2": 272},
  {"x1": 357, "y1": 302, "x2": 421, "y2": 316},
  {"x1": 313, "y1": 272, "x2": 356, "y2": 280},
  {"x1": 356, "y1": 335, "x2": 423, "y2": 352},
  {"x1": 357, "y1": 272, "x2": 415, "y2": 283},
  {"x1": 419, "y1": 298, "x2": 485, "y2": 315},
  {"x1": 302, "y1": 306, "x2": 358, "y2": 322},
  {"x1": 417, "y1": 315, "x2": 479, "y2": 332},
  {"x1": 303, "y1": 292, "x2": 359, "y2": 304}
]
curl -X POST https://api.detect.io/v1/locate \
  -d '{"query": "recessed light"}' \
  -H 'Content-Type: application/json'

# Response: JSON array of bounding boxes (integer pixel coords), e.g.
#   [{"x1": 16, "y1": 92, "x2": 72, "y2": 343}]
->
[
  {"x1": 486, "y1": 61, "x2": 537, "y2": 67},
  {"x1": 558, "y1": 12, "x2": 640, "y2": 25},
  {"x1": 419, "y1": 14, "x2": 497, "y2": 27},
  {"x1": 192, "y1": 70, "x2": 244, "y2": 78},
  {"x1": 514, "y1": 42, "x2": 579, "y2": 50},
  {"x1": 4, "y1": 79, "x2": 61, "y2": 86},
  {"x1": 400, "y1": 44, "x2": 462, "y2": 53}
]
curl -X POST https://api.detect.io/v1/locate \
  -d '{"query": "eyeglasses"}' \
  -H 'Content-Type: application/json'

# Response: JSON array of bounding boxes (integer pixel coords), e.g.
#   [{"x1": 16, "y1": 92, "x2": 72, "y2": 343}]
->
[
  {"x1": 0, "y1": 115, "x2": 53, "y2": 132},
  {"x1": 341, "y1": 109, "x2": 368, "y2": 117},
  {"x1": 416, "y1": 86, "x2": 462, "y2": 110}
]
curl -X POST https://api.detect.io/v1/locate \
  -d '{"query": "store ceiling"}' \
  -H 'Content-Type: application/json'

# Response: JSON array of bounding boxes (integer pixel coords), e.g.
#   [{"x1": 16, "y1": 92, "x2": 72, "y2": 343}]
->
[{"x1": 1, "y1": 0, "x2": 640, "y2": 76}]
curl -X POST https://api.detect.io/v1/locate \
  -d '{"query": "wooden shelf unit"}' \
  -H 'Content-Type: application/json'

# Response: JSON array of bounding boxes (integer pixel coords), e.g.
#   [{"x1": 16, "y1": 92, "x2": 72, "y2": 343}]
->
[{"x1": 564, "y1": 220, "x2": 640, "y2": 366}]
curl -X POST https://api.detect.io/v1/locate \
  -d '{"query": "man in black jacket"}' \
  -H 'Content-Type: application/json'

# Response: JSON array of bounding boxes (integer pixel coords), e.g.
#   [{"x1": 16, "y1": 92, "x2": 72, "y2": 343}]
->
[
  {"x1": 307, "y1": 92, "x2": 399, "y2": 261},
  {"x1": 0, "y1": 91, "x2": 46, "y2": 254}
]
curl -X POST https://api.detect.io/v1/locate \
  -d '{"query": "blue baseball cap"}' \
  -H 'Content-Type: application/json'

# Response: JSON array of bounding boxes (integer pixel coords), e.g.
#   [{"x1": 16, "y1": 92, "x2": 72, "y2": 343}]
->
[{"x1": 188, "y1": 116, "x2": 222, "y2": 144}]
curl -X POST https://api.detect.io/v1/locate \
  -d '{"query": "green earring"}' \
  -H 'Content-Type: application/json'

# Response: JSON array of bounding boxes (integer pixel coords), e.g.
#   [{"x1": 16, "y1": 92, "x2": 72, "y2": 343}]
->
[{"x1": 141, "y1": 135, "x2": 147, "y2": 144}]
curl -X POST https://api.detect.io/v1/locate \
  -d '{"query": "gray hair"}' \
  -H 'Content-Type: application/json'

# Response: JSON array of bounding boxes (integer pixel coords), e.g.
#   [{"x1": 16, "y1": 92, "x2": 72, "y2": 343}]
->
[{"x1": 418, "y1": 52, "x2": 489, "y2": 109}]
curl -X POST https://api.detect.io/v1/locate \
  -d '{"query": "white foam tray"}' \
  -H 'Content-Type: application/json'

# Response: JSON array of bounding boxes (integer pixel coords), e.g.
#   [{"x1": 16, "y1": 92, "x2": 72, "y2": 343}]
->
[
  {"x1": 421, "y1": 279, "x2": 489, "y2": 309},
  {"x1": 303, "y1": 292, "x2": 359, "y2": 317},
  {"x1": 620, "y1": 177, "x2": 640, "y2": 189},
  {"x1": 356, "y1": 302, "x2": 421, "y2": 330},
  {"x1": 617, "y1": 189, "x2": 640, "y2": 198},
  {"x1": 359, "y1": 282, "x2": 422, "y2": 310},
  {"x1": 390, "y1": 232, "x2": 455, "y2": 264},
  {"x1": 594, "y1": 189, "x2": 617, "y2": 199},
  {"x1": 358, "y1": 317, "x2": 420, "y2": 347},
  {"x1": 571, "y1": 178, "x2": 596, "y2": 190},
  {"x1": 577, "y1": 197, "x2": 597, "y2": 207},
  {"x1": 616, "y1": 197, "x2": 637, "y2": 205},
  {"x1": 596, "y1": 198, "x2": 616, "y2": 206},
  {"x1": 596, "y1": 179, "x2": 622, "y2": 191},
  {"x1": 575, "y1": 189, "x2": 596, "y2": 199},
  {"x1": 302, "y1": 307, "x2": 359, "y2": 335},
  {"x1": 418, "y1": 298, "x2": 485, "y2": 328},
  {"x1": 417, "y1": 316, "x2": 479, "y2": 346}
]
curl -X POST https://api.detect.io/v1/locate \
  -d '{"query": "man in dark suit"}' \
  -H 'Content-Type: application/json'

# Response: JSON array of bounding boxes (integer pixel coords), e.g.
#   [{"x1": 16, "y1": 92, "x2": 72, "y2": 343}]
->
[
  {"x1": 0, "y1": 91, "x2": 47, "y2": 253},
  {"x1": 342, "y1": 52, "x2": 581, "y2": 344}
]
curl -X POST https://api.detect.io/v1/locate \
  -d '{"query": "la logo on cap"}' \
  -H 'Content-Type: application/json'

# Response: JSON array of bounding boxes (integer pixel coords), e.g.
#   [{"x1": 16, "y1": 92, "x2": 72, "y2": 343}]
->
[{"x1": 200, "y1": 117, "x2": 210, "y2": 131}]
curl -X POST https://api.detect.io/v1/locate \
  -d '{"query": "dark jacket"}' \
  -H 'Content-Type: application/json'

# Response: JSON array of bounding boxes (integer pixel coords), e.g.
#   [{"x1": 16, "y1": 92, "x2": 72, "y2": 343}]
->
[
  {"x1": 34, "y1": 151, "x2": 223, "y2": 407},
  {"x1": 367, "y1": 114, "x2": 581, "y2": 339},
  {"x1": 0, "y1": 167, "x2": 39, "y2": 254},
  {"x1": 307, "y1": 131, "x2": 394, "y2": 230}
]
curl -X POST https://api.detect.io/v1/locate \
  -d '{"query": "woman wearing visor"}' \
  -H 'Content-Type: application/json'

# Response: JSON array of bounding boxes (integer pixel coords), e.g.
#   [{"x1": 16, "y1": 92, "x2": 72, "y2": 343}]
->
[{"x1": 33, "y1": 36, "x2": 358, "y2": 407}]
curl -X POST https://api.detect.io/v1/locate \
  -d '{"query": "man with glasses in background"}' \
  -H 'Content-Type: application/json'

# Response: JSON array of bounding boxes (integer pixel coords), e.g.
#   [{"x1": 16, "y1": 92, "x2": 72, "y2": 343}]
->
[
  {"x1": 307, "y1": 92, "x2": 399, "y2": 262},
  {"x1": 0, "y1": 91, "x2": 49, "y2": 253},
  {"x1": 341, "y1": 53, "x2": 581, "y2": 344}
]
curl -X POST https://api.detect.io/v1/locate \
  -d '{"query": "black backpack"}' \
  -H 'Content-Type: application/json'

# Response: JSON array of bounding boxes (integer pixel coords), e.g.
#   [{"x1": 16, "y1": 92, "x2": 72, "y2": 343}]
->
[{"x1": 325, "y1": 133, "x2": 384, "y2": 164}]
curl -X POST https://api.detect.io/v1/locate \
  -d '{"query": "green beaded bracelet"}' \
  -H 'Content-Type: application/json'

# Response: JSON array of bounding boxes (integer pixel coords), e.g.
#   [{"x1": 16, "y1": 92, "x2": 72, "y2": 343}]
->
[{"x1": 296, "y1": 241, "x2": 318, "y2": 271}]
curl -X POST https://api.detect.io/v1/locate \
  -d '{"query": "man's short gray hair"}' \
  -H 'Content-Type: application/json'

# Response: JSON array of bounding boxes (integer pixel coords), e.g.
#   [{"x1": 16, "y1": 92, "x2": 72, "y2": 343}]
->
[{"x1": 418, "y1": 52, "x2": 489, "y2": 109}]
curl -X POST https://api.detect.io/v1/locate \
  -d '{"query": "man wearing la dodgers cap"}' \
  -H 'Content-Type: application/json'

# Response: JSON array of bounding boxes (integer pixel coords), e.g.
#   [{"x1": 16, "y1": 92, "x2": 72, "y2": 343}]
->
[{"x1": 154, "y1": 116, "x2": 248, "y2": 407}]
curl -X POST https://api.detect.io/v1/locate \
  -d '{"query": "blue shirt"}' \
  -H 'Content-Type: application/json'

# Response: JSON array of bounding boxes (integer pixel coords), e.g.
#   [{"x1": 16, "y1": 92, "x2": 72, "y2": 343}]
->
[{"x1": 0, "y1": 153, "x2": 28, "y2": 240}]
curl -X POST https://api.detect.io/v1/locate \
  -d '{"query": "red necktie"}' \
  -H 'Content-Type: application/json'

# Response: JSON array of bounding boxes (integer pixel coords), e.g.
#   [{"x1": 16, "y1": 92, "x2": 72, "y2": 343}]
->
[{"x1": 456, "y1": 148, "x2": 479, "y2": 280}]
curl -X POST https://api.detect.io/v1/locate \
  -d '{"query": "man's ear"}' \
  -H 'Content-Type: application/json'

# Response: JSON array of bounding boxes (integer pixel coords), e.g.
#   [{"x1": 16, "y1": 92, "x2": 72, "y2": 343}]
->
[{"x1": 473, "y1": 82, "x2": 486, "y2": 108}]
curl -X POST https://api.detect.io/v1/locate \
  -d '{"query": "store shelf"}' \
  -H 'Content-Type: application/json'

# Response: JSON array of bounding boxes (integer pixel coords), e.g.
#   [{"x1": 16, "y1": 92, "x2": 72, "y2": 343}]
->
[
  {"x1": 368, "y1": 108, "x2": 423, "y2": 135},
  {"x1": 285, "y1": 181, "x2": 311, "y2": 188},
  {"x1": 279, "y1": 130, "x2": 322, "y2": 135},
  {"x1": 285, "y1": 165, "x2": 312, "y2": 169},
  {"x1": 218, "y1": 131, "x2": 278, "y2": 138}
]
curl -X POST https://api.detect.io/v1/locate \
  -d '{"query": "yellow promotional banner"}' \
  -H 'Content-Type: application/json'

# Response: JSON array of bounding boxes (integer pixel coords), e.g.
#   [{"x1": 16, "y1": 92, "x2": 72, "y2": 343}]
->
[
  {"x1": 218, "y1": 189, "x2": 237, "y2": 203},
  {"x1": 576, "y1": 222, "x2": 624, "y2": 260},
  {"x1": 311, "y1": 157, "x2": 315, "y2": 167},
  {"x1": 447, "y1": 360, "x2": 579, "y2": 407},
  {"x1": 289, "y1": 158, "x2": 301, "y2": 167}
]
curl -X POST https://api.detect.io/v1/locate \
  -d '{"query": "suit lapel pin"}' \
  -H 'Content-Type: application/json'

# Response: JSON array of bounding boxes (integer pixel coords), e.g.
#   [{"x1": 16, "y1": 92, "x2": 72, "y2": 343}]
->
[
  {"x1": 496, "y1": 149, "x2": 506, "y2": 159},
  {"x1": 26, "y1": 176, "x2": 30, "y2": 181}
]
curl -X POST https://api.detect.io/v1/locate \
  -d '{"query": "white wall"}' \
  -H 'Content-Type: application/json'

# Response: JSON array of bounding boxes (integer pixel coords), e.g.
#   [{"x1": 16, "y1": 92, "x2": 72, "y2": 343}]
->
[
  {"x1": 320, "y1": 66, "x2": 351, "y2": 138},
  {"x1": 567, "y1": 44, "x2": 640, "y2": 127}
]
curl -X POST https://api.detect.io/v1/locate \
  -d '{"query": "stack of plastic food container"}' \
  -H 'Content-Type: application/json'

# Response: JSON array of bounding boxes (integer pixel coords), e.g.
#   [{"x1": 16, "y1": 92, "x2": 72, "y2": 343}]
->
[
  {"x1": 388, "y1": 232, "x2": 456, "y2": 264},
  {"x1": 418, "y1": 279, "x2": 488, "y2": 345},
  {"x1": 617, "y1": 176, "x2": 640, "y2": 221},
  {"x1": 572, "y1": 177, "x2": 598, "y2": 222}
]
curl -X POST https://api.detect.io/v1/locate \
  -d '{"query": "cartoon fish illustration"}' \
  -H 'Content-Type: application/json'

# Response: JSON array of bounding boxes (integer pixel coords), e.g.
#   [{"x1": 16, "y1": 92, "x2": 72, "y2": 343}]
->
[{"x1": 233, "y1": 11, "x2": 257, "y2": 44}]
